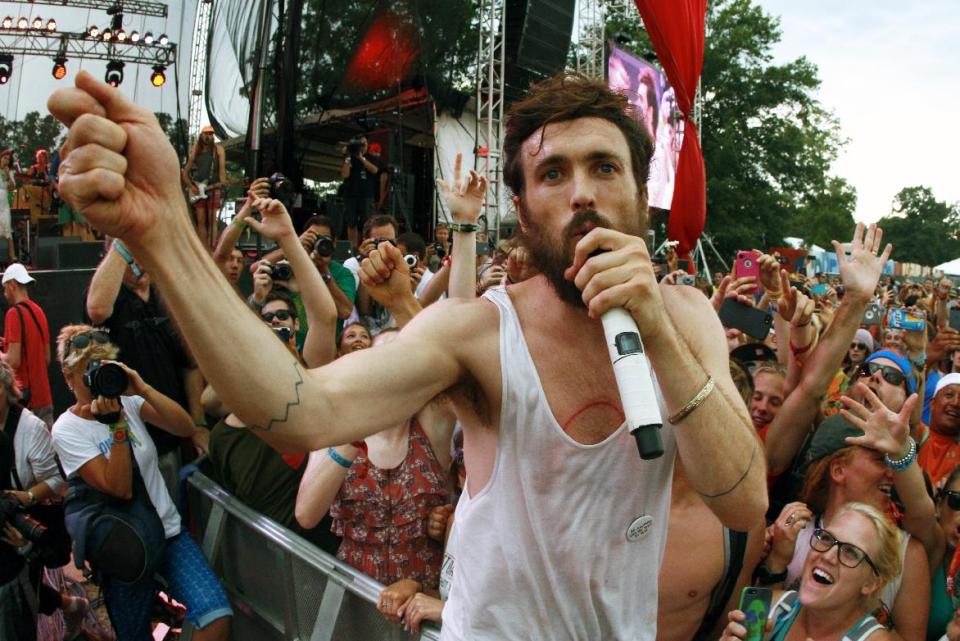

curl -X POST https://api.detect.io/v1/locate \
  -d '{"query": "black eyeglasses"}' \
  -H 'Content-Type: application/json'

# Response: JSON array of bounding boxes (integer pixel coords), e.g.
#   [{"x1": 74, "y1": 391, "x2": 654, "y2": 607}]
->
[
  {"x1": 69, "y1": 331, "x2": 110, "y2": 353},
  {"x1": 857, "y1": 362, "x2": 906, "y2": 387},
  {"x1": 943, "y1": 490, "x2": 960, "y2": 511},
  {"x1": 850, "y1": 343, "x2": 869, "y2": 351},
  {"x1": 261, "y1": 309, "x2": 292, "y2": 322},
  {"x1": 810, "y1": 528, "x2": 879, "y2": 575}
]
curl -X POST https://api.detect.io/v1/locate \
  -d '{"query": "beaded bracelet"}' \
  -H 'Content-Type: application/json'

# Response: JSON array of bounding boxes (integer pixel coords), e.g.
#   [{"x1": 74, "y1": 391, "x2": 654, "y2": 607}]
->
[
  {"x1": 884, "y1": 436, "x2": 917, "y2": 472},
  {"x1": 327, "y1": 447, "x2": 353, "y2": 469}
]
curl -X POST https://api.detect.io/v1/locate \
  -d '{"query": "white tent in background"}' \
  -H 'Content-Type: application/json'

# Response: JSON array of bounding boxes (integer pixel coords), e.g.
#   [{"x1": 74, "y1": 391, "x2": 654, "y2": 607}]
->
[{"x1": 935, "y1": 258, "x2": 960, "y2": 276}]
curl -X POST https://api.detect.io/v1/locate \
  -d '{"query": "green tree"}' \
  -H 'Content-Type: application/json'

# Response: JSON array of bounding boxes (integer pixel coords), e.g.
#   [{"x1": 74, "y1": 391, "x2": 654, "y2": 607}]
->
[
  {"x1": 876, "y1": 187, "x2": 960, "y2": 266},
  {"x1": 0, "y1": 111, "x2": 65, "y2": 166},
  {"x1": 602, "y1": 0, "x2": 856, "y2": 258},
  {"x1": 154, "y1": 112, "x2": 190, "y2": 165}
]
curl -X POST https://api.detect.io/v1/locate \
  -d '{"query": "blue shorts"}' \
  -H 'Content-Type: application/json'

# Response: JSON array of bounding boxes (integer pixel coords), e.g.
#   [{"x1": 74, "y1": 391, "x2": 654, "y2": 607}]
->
[{"x1": 103, "y1": 531, "x2": 232, "y2": 638}]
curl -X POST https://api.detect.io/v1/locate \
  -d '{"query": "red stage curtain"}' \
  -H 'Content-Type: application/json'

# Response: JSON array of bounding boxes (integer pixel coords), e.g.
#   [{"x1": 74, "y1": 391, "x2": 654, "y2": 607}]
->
[{"x1": 634, "y1": 0, "x2": 706, "y2": 259}]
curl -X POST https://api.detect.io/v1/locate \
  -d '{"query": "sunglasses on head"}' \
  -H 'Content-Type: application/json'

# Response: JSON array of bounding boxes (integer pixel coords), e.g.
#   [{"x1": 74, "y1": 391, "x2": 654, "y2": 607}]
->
[
  {"x1": 857, "y1": 362, "x2": 906, "y2": 387},
  {"x1": 943, "y1": 490, "x2": 960, "y2": 511},
  {"x1": 261, "y1": 309, "x2": 292, "y2": 322},
  {"x1": 69, "y1": 330, "x2": 110, "y2": 352}
]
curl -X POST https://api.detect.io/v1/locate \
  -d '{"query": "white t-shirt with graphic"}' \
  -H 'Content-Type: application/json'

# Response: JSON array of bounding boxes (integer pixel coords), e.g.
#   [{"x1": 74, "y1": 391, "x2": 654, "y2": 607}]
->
[{"x1": 51, "y1": 395, "x2": 181, "y2": 538}]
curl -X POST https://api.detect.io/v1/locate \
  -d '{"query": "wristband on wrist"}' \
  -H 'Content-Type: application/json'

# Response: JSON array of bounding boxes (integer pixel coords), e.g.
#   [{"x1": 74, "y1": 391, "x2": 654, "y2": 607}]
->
[
  {"x1": 112, "y1": 239, "x2": 143, "y2": 279},
  {"x1": 327, "y1": 447, "x2": 353, "y2": 469},
  {"x1": 232, "y1": 217, "x2": 246, "y2": 228},
  {"x1": 790, "y1": 340, "x2": 814, "y2": 356},
  {"x1": 448, "y1": 222, "x2": 479, "y2": 233},
  {"x1": 884, "y1": 436, "x2": 917, "y2": 471}
]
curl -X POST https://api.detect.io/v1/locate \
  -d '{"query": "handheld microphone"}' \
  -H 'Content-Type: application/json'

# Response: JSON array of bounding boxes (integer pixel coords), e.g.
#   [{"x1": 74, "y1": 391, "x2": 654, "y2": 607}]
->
[{"x1": 601, "y1": 308, "x2": 664, "y2": 460}]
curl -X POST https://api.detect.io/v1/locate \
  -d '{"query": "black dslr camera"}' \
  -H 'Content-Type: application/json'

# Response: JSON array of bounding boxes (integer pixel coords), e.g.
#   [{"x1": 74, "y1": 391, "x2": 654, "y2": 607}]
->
[
  {"x1": 268, "y1": 262, "x2": 293, "y2": 282},
  {"x1": 314, "y1": 235, "x2": 335, "y2": 258},
  {"x1": 346, "y1": 136, "x2": 364, "y2": 156},
  {"x1": 84, "y1": 360, "x2": 128, "y2": 399},
  {"x1": 431, "y1": 242, "x2": 446, "y2": 259},
  {"x1": 0, "y1": 493, "x2": 47, "y2": 543}
]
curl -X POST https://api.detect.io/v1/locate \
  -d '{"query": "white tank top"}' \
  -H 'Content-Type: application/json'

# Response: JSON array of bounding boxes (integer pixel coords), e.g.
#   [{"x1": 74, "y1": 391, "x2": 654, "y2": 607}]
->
[{"x1": 440, "y1": 287, "x2": 677, "y2": 641}]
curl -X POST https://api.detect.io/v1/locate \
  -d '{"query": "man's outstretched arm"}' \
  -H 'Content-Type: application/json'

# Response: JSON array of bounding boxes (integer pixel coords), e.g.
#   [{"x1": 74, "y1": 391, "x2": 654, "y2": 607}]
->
[{"x1": 49, "y1": 71, "x2": 466, "y2": 453}]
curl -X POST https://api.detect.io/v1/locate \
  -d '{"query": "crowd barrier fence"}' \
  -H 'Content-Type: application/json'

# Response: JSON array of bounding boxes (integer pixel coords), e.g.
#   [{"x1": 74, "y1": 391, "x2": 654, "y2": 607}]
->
[{"x1": 185, "y1": 471, "x2": 441, "y2": 641}]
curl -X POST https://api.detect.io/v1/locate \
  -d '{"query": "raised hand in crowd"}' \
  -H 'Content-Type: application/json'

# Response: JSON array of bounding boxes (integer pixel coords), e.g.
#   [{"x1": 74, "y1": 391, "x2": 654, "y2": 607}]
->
[
  {"x1": 360, "y1": 240, "x2": 422, "y2": 328},
  {"x1": 437, "y1": 152, "x2": 487, "y2": 299},
  {"x1": 710, "y1": 275, "x2": 757, "y2": 312},
  {"x1": 213, "y1": 176, "x2": 270, "y2": 263},
  {"x1": 763, "y1": 501, "x2": 814, "y2": 581},
  {"x1": 927, "y1": 327, "x2": 960, "y2": 367},
  {"x1": 251, "y1": 260, "x2": 280, "y2": 306}
]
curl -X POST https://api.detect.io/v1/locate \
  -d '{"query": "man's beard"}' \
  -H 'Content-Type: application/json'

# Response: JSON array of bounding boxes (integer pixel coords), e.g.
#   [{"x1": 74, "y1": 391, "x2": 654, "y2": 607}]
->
[{"x1": 518, "y1": 203, "x2": 648, "y2": 308}]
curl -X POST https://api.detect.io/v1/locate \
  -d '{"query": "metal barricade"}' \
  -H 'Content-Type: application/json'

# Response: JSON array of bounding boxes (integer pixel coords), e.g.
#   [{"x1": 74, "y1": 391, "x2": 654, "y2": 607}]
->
[{"x1": 187, "y1": 471, "x2": 442, "y2": 641}]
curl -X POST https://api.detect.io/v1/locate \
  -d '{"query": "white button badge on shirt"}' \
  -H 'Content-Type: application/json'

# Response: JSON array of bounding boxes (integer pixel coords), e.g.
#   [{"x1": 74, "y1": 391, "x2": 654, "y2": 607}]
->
[{"x1": 626, "y1": 515, "x2": 654, "y2": 542}]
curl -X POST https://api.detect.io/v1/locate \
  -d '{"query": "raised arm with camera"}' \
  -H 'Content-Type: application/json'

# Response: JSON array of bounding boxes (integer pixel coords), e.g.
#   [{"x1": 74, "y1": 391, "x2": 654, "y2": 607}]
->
[
  {"x1": 765, "y1": 224, "x2": 892, "y2": 476},
  {"x1": 245, "y1": 198, "x2": 338, "y2": 368},
  {"x1": 212, "y1": 177, "x2": 270, "y2": 265}
]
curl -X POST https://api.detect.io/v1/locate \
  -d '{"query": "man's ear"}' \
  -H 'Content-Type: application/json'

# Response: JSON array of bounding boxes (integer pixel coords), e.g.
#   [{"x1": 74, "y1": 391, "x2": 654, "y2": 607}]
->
[{"x1": 514, "y1": 195, "x2": 527, "y2": 233}]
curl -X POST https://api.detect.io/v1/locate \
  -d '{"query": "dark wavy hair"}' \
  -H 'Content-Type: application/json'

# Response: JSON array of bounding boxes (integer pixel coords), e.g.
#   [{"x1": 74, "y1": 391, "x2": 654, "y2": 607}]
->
[{"x1": 502, "y1": 72, "x2": 654, "y2": 198}]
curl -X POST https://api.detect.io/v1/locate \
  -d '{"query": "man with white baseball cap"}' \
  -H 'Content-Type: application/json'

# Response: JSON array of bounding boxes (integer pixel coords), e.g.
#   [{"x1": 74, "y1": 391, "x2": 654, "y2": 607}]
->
[
  {"x1": 918, "y1": 372, "x2": 960, "y2": 485},
  {"x1": 1, "y1": 263, "x2": 53, "y2": 425}
]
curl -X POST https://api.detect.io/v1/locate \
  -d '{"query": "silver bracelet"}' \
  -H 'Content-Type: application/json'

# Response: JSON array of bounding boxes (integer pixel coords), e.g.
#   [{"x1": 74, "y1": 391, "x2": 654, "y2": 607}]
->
[{"x1": 884, "y1": 436, "x2": 917, "y2": 471}]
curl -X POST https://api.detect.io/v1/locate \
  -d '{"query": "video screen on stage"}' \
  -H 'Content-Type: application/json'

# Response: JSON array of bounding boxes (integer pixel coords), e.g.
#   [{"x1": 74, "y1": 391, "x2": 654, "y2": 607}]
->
[{"x1": 607, "y1": 45, "x2": 682, "y2": 210}]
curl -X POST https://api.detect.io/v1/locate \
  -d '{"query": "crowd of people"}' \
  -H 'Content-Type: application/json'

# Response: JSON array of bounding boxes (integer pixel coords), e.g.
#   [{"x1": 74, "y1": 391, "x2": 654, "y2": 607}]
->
[{"x1": 4, "y1": 70, "x2": 960, "y2": 641}]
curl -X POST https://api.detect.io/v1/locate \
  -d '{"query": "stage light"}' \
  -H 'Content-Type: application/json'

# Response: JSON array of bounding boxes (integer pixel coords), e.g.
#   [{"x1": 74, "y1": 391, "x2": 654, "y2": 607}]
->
[
  {"x1": 143, "y1": 31, "x2": 153, "y2": 44},
  {"x1": 2, "y1": 17, "x2": 12, "y2": 29},
  {"x1": 52, "y1": 56, "x2": 67, "y2": 80},
  {"x1": 116, "y1": 29, "x2": 126, "y2": 42},
  {"x1": 130, "y1": 30, "x2": 140, "y2": 42},
  {"x1": 46, "y1": 19, "x2": 56, "y2": 32},
  {"x1": 105, "y1": 60, "x2": 124, "y2": 87},
  {"x1": 88, "y1": 25, "x2": 99, "y2": 38},
  {"x1": 158, "y1": 33, "x2": 168, "y2": 45},
  {"x1": 0, "y1": 54, "x2": 14, "y2": 85},
  {"x1": 16, "y1": 17, "x2": 27, "y2": 30},
  {"x1": 101, "y1": 29, "x2": 112, "y2": 41},
  {"x1": 32, "y1": 17, "x2": 42, "y2": 30},
  {"x1": 150, "y1": 65, "x2": 166, "y2": 87}
]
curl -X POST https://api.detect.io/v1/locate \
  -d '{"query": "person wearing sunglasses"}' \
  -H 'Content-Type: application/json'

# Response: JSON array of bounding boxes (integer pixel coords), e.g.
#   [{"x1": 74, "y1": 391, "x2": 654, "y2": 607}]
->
[
  {"x1": 50, "y1": 325, "x2": 232, "y2": 641},
  {"x1": 919, "y1": 374, "x2": 960, "y2": 487},
  {"x1": 761, "y1": 350, "x2": 934, "y2": 640},
  {"x1": 722, "y1": 503, "x2": 901, "y2": 641},
  {"x1": 927, "y1": 466, "x2": 960, "y2": 641}
]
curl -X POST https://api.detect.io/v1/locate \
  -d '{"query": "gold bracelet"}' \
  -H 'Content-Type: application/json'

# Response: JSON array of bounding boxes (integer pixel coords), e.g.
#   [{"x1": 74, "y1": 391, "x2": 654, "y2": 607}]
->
[{"x1": 668, "y1": 376, "x2": 716, "y2": 424}]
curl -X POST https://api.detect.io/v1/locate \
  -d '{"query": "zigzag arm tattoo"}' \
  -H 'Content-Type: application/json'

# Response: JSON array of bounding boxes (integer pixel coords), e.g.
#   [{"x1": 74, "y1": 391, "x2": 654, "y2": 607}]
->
[{"x1": 246, "y1": 361, "x2": 305, "y2": 432}]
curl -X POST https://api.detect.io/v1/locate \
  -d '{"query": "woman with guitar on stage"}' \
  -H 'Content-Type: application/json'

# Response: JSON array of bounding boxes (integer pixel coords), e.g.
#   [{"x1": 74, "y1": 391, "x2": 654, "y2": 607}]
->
[{"x1": 181, "y1": 124, "x2": 226, "y2": 250}]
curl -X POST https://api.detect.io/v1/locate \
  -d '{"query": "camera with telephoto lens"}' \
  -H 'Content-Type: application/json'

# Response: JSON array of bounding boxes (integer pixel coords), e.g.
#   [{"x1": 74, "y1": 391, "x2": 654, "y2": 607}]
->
[
  {"x1": 314, "y1": 234, "x2": 335, "y2": 258},
  {"x1": 0, "y1": 493, "x2": 48, "y2": 544},
  {"x1": 84, "y1": 360, "x2": 128, "y2": 400},
  {"x1": 268, "y1": 262, "x2": 293, "y2": 282},
  {"x1": 346, "y1": 136, "x2": 364, "y2": 156},
  {"x1": 267, "y1": 171, "x2": 295, "y2": 212},
  {"x1": 679, "y1": 274, "x2": 696, "y2": 286},
  {"x1": 404, "y1": 254, "x2": 418, "y2": 269}
]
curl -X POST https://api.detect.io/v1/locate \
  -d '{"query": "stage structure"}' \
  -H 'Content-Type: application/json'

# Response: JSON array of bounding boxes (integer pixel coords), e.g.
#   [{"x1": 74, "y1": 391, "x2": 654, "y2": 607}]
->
[
  {"x1": 474, "y1": 0, "x2": 507, "y2": 240},
  {"x1": 188, "y1": 0, "x2": 213, "y2": 141},
  {"x1": 0, "y1": 0, "x2": 176, "y2": 86}
]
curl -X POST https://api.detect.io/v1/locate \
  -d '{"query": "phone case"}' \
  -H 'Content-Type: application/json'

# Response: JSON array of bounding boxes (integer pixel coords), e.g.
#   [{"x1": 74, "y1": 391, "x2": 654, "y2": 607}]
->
[
  {"x1": 950, "y1": 308, "x2": 960, "y2": 332},
  {"x1": 738, "y1": 587, "x2": 772, "y2": 641},
  {"x1": 718, "y1": 299, "x2": 773, "y2": 340},
  {"x1": 735, "y1": 251, "x2": 760, "y2": 293},
  {"x1": 862, "y1": 303, "x2": 881, "y2": 326}
]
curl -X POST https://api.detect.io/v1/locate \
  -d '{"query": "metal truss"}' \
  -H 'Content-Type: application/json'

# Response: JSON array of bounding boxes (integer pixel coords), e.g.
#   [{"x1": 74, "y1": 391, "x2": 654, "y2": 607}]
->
[
  {"x1": 576, "y1": 0, "x2": 604, "y2": 79},
  {"x1": 0, "y1": 0, "x2": 168, "y2": 18},
  {"x1": 0, "y1": 30, "x2": 176, "y2": 66},
  {"x1": 474, "y1": 0, "x2": 506, "y2": 236},
  {"x1": 187, "y1": 0, "x2": 212, "y2": 140}
]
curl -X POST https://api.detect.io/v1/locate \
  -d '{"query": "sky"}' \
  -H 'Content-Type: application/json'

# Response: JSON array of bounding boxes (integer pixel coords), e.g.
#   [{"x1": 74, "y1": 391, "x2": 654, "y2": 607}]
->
[
  {"x1": 755, "y1": 1, "x2": 960, "y2": 223},
  {"x1": 0, "y1": 1, "x2": 194, "y2": 129}
]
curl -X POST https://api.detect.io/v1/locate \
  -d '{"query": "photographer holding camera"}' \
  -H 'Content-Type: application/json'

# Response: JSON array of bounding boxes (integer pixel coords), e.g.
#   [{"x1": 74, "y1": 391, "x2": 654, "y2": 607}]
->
[
  {"x1": 51, "y1": 325, "x2": 232, "y2": 641},
  {"x1": 340, "y1": 135, "x2": 379, "y2": 248}
]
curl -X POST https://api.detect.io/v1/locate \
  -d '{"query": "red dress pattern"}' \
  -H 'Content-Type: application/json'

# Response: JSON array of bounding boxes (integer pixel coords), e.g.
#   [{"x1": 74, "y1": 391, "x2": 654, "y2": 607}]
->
[{"x1": 330, "y1": 421, "x2": 448, "y2": 588}]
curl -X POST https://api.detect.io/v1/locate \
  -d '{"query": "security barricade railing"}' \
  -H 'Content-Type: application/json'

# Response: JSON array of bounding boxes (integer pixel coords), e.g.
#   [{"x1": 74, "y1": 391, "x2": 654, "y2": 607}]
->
[{"x1": 186, "y1": 470, "x2": 442, "y2": 641}]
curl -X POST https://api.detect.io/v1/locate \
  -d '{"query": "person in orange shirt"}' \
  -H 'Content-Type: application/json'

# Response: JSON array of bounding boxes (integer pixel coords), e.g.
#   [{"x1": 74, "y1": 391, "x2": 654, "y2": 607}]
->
[{"x1": 918, "y1": 373, "x2": 960, "y2": 487}]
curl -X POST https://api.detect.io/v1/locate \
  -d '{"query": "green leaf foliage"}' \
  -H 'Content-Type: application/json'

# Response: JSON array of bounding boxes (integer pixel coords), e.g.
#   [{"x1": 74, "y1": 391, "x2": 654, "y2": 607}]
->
[{"x1": 876, "y1": 186, "x2": 960, "y2": 267}]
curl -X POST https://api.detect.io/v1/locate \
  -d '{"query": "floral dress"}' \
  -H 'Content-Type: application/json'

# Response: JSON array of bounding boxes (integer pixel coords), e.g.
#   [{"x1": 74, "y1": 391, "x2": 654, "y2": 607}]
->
[{"x1": 330, "y1": 420, "x2": 449, "y2": 588}]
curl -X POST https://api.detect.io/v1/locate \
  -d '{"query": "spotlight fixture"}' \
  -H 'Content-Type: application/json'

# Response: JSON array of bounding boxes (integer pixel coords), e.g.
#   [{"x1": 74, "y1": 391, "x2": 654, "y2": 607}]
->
[
  {"x1": 150, "y1": 65, "x2": 166, "y2": 87},
  {"x1": 101, "y1": 29, "x2": 112, "y2": 41},
  {"x1": 1, "y1": 17, "x2": 12, "y2": 29},
  {"x1": 46, "y1": 19, "x2": 56, "y2": 32},
  {"x1": 116, "y1": 29, "x2": 126, "y2": 42},
  {"x1": 129, "y1": 30, "x2": 140, "y2": 43},
  {"x1": 0, "y1": 54, "x2": 13, "y2": 85},
  {"x1": 32, "y1": 17, "x2": 42, "y2": 30},
  {"x1": 143, "y1": 31, "x2": 153, "y2": 44},
  {"x1": 158, "y1": 33, "x2": 168, "y2": 45},
  {"x1": 16, "y1": 17, "x2": 27, "y2": 30},
  {"x1": 52, "y1": 56, "x2": 67, "y2": 80},
  {"x1": 104, "y1": 60, "x2": 124, "y2": 87},
  {"x1": 88, "y1": 25, "x2": 99, "y2": 38}
]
